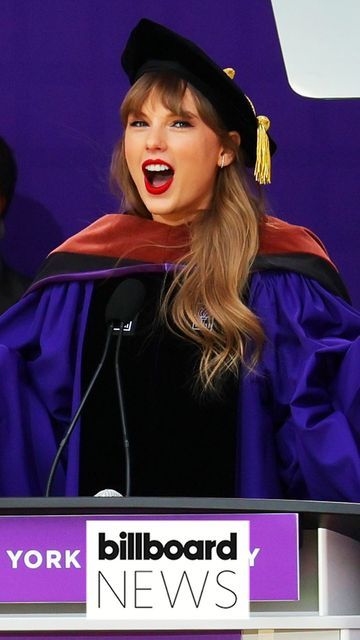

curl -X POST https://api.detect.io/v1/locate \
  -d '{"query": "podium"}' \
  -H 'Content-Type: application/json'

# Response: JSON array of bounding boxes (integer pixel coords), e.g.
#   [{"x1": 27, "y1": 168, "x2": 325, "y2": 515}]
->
[{"x1": 0, "y1": 497, "x2": 358, "y2": 638}]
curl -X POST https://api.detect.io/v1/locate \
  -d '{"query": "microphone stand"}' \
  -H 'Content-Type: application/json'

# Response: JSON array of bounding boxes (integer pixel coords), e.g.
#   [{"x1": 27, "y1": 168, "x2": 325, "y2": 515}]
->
[
  {"x1": 114, "y1": 322, "x2": 131, "y2": 497},
  {"x1": 45, "y1": 278, "x2": 145, "y2": 498},
  {"x1": 45, "y1": 324, "x2": 114, "y2": 497}
]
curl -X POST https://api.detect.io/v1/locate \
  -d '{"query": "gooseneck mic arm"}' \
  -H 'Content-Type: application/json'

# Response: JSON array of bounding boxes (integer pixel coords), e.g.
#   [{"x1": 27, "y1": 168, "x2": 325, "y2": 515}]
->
[
  {"x1": 45, "y1": 323, "x2": 113, "y2": 498},
  {"x1": 108, "y1": 279, "x2": 146, "y2": 498},
  {"x1": 114, "y1": 325, "x2": 130, "y2": 496}
]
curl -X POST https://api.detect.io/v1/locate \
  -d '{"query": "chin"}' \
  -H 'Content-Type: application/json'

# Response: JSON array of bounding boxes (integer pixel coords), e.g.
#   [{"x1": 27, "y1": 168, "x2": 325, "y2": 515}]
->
[
  {"x1": 148, "y1": 208, "x2": 174, "y2": 217},
  {"x1": 143, "y1": 202, "x2": 175, "y2": 217}
]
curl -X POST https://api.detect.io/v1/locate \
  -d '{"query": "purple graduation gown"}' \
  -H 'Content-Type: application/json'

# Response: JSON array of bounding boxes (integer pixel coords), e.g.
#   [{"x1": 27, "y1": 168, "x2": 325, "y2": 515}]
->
[{"x1": 0, "y1": 257, "x2": 359, "y2": 500}]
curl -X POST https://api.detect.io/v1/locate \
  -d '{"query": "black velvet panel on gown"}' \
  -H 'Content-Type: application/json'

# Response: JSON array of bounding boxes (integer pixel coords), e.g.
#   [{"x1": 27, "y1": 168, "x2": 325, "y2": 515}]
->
[{"x1": 79, "y1": 274, "x2": 237, "y2": 497}]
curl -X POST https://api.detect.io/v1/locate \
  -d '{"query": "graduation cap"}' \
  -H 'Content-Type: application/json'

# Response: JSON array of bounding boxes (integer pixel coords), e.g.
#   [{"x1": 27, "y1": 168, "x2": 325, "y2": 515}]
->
[{"x1": 121, "y1": 18, "x2": 276, "y2": 184}]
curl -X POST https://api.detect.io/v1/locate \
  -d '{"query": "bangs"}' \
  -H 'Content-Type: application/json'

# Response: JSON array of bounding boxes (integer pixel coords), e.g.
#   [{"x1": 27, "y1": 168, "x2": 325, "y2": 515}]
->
[
  {"x1": 121, "y1": 72, "x2": 190, "y2": 125},
  {"x1": 120, "y1": 72, "x2": 226, "y2": 133}
]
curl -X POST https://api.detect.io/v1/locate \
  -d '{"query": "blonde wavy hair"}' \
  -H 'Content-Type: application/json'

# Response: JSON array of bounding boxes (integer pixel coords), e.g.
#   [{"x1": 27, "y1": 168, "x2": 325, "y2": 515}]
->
[{"x1": 111, "y1": 72, "x2": 266, "y2": 393}]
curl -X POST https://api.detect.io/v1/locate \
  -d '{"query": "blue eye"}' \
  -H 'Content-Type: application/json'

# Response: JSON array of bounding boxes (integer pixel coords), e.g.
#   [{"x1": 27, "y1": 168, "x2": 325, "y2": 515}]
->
[
  {"x1": 129, "y1": 120, "x2": 148, "y2": 127},
  {"x1": 172, "y1": 120, "x2": 192, "y2": 128}
]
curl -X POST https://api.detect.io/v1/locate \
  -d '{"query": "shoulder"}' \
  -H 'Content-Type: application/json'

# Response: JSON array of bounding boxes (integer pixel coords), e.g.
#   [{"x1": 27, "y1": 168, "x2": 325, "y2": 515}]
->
[
  {"x1": 258, "y1": 215, "x2": 332, "y2": 263},
  {"x1": 255, "y1": 215, "x2": 350, "y2": 303},
  {"x1": 0, "y1": 261, "x2": 31, "y2": 313},
  {"x1": 30, "y1": 213, "x2": 191, "y2": 292},
  {"x1": 51, "y1": 213, "x2": 190, "y2": 261},
  {"x1": 52, "y1": 213, "x2": 147, "y2": 258},
  {"x1": 249, "y1": 270, "x2": 360, "y2": 352}
]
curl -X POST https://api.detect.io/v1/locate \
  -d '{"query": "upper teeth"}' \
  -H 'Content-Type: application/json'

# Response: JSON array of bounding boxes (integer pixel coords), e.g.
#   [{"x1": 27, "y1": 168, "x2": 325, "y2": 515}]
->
[{"x1": 145, "y1": 164, "x2": 171, "y2": 172}]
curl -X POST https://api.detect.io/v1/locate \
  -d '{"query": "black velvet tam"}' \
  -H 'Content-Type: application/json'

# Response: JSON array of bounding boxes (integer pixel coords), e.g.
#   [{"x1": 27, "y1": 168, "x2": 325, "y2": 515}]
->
[{"x1": 121, "y1": 18, "x2": 276, "y2": 167}]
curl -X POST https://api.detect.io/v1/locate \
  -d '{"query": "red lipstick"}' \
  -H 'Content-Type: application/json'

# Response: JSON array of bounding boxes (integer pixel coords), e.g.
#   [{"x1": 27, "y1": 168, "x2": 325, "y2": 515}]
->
[{"x1": 142, "y1": 159, "x2": 174, "y2": 195}]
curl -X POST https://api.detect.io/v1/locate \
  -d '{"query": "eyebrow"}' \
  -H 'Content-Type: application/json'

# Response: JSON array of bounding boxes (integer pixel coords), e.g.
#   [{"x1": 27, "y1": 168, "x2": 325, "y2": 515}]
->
[
  {"x1": 127, "y1": 110, "x2": 147, "y2": 119},
  {"x1": 180, "y1": 110, "x2": 199, "y2": 120}
]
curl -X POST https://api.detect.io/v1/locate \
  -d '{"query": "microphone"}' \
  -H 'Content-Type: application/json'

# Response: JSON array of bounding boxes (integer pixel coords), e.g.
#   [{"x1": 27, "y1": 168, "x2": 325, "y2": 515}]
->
[
  {"x1": 45, "y1": 278, "x2": 145, "y2": 498},
  {"x1": 105, "y1": 278, "x2": 145, "y2": 326},
  {"x1": 110, "y1": 279, "x2": 146, "y2": 498},
  {"x1": 94, "y1": 488, "x2": 123, "y2": 497}
]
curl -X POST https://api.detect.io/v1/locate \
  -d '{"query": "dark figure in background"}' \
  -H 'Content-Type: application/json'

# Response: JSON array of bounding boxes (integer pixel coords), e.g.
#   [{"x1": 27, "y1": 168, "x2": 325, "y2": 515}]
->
[{"x1": 0, "y1": 137, "x2": 30, "y2": 312}]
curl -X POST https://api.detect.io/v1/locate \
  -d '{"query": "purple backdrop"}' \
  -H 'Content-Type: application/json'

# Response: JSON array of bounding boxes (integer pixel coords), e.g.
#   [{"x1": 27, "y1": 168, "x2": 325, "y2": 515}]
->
[{"x1": 1, "y1": 0, "x2": 359, "y2": 305}]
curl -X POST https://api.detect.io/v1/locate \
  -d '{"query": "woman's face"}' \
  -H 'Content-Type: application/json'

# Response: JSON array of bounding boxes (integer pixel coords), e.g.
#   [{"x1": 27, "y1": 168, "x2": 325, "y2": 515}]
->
[{"x1": 124, "y1": 88, "x2": 224, "y2": 225}]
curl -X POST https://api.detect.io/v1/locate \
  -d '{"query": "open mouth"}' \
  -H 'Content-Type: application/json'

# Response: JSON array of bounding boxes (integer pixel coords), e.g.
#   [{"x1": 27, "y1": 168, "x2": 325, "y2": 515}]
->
[{"x1": 142, "y1": 161, "x2": 174, "y2": 194}]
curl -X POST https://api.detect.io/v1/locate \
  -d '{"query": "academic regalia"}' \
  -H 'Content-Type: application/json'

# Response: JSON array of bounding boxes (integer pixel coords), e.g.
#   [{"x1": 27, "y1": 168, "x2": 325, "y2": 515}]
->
[{"x1": 0, "y1": 213, "x2": 359, "y2": 500}]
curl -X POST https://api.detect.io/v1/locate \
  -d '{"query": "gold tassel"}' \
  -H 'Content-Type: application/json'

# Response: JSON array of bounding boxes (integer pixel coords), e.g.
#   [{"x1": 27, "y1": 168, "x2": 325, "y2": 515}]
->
[
  {"x1": 254, "y1": 115, "x2": 271, "y2": 185},
  {"x1": 225, "y1": 77, "x2": 272, "y2": 184},
  {"x1": 223, "y1": 67, "x2": 236, "y2": 80}
]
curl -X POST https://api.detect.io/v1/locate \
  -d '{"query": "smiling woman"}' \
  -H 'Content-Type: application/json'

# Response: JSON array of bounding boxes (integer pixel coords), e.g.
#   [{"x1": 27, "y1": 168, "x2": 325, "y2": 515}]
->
[
  {"x1": 0, "y1": 19, "x2": 359, "y2": 501},
  {"x1": 123, "y1": 87, "x2": 226, "y2": 225},
  {"x1": 110, "y1": 70, "x2": 264, "y2": 396}
]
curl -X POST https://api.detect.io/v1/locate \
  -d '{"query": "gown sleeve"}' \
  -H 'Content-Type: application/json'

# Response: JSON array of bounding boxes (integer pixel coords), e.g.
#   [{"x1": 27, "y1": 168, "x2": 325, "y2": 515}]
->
[
  {"x1": 248, "y1": 270, "x2": 360, "y2": 501},
  {"x1": 0, "y1": 280, "x2": 93, "y2": 496}
]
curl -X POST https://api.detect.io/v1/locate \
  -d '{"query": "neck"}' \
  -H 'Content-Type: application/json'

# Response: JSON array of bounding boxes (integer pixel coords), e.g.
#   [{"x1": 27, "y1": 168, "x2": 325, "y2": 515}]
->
[{"x1": 150, "y1": 210, "x2": 205, "y2": 226}]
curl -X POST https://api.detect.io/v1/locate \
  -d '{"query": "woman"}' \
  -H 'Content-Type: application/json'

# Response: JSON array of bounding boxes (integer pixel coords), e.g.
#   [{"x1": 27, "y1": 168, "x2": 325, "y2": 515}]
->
[{"x1": 0, "y1": 19, "x2": 359, "y2": 499}]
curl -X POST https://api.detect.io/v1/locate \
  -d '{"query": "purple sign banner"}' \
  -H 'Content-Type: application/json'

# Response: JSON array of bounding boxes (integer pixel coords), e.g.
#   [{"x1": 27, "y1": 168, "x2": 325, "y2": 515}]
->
[{"x1": 0, "y1": 513, "x2": 298, "y2": 603}]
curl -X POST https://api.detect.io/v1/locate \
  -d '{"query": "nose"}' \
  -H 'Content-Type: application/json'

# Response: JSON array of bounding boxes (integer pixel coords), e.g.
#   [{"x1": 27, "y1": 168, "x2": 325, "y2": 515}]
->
[{"x1": 145, "y1": 125, "x2": 167, "y2": 152}]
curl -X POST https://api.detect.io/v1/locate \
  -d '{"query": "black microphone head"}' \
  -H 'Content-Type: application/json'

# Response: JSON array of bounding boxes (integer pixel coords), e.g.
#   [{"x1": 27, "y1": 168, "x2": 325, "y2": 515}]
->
[{"x1": 105, "y1": 278, "x2": 146, "y2": 325}]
